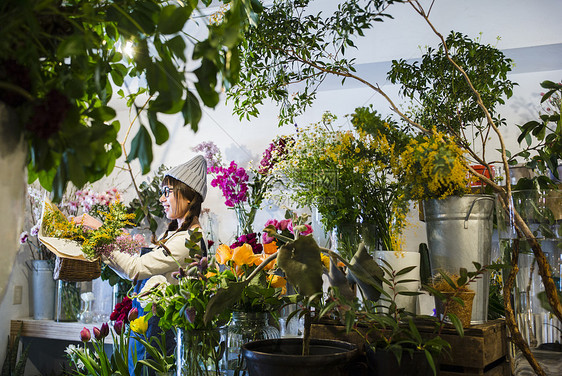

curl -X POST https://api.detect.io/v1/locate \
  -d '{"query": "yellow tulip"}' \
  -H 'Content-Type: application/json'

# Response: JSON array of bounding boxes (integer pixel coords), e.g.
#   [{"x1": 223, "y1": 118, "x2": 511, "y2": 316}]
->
[
  {"x1": 215, "y1": 244, "x2": 233, "y2": 265},
  {"x1": 130, "y1": 316, "x2": 148, "y2": 335},
  {"x1": 232, "y1": 244, "x2": 259, "y2": 266}
]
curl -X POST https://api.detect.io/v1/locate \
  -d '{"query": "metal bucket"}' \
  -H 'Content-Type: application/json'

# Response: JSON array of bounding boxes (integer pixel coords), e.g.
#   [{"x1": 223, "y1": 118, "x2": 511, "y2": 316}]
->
[
  {"x1": 423, "y1": 194, "x2": 494, "y2": 324},
  {"x1": 30, "y1": 259, "x2": 55, "y2": 320}
]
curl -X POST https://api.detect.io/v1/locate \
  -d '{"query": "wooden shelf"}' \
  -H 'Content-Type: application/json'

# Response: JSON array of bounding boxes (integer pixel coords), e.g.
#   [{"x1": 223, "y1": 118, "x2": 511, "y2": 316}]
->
[{"x1": 10, "y1": 318, "x2": 114, "y2": 345}]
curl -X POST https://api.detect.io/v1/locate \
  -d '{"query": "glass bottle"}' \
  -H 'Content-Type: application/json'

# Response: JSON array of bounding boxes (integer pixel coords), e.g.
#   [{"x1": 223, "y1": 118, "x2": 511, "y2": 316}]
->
[{"x1": 225, "y1": 311, "x2": 280, "y2": 376}]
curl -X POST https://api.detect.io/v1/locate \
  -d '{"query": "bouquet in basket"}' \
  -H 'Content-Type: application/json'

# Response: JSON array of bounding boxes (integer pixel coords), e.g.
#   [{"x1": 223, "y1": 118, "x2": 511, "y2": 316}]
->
[{"x1": 38, "y1": 189, "x2": 139, "y2": 280}]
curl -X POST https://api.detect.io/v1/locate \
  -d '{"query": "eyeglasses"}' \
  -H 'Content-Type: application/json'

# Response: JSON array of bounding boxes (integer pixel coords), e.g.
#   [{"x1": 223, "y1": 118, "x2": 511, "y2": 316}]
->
[{"x1": 160, "y1": 186, "x2": 175, "y2": 198}]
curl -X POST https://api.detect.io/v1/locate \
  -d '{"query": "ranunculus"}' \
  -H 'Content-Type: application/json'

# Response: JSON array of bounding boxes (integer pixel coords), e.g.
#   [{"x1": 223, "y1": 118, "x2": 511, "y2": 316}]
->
[
  {"x1": 263, "y1": 241, "x2": 278, "y2": 255},
  {"x1": 80, "y1": 327, "x2": 91, "y2": 342},
  {"x1": 278, "y1": 219, "x2": 290, "y2": 231},
  {"x1": 216, "y1": 244, "x2": 233, "y2": 265},
  {"x1": 232, "y1": 244, "x2": 260, "y2": 267}
]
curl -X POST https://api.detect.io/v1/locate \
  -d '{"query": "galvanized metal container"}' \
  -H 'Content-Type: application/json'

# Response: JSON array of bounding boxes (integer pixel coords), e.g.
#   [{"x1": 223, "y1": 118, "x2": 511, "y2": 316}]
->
[{"x1": 423, "y1": 194, "x2": 494, "y2": 324}]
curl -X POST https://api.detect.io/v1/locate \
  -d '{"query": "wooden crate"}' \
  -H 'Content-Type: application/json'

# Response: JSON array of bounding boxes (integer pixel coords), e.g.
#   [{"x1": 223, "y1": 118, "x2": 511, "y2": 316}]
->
[{"x1": 310, "y1": 319, "x2": 509, "y2": 376}]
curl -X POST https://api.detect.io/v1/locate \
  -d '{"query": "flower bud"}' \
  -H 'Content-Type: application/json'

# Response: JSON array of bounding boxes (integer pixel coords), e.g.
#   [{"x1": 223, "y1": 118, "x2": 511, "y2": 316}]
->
[
  {"x1": 93, "y1": 326, "x2": 101, "y2": 341},
  {"x1": 178, "y1": 267, "x2": 187, "y2": 278},
  {"x1": 80, "y1": 327, "x2": 91, "y2": 342},
  {"x1": 114, "y1": 320, "x2": 124, "y2": 335},
  {"x1": 128, "y1": 308, "x2": 139, "y2": 322},
  {"x1": 100, "y1": 323, "x2": 109, "y2": 338}
]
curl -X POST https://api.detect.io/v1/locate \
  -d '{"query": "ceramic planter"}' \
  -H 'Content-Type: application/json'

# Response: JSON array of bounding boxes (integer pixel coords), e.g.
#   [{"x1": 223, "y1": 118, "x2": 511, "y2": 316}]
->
[{"x1": 242, "y1": 338, "x2": 359, "y2": 376}]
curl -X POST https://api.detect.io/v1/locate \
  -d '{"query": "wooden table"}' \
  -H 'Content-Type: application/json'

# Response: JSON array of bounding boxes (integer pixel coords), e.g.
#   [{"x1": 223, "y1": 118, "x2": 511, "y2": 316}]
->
[{"x1": 10, "y1": 318, "x2": 114, "y2": 345}]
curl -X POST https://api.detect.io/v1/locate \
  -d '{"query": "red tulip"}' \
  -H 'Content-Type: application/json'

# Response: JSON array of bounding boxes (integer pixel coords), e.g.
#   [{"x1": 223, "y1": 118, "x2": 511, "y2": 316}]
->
[
  {"x1": 80, "y1": 327, "x2": 91, "y2": 342},
  {"x1": 114, "y1": 320, "x2": 124, "y2": 335},
  {"x1": 100, "y1": 323, "x2": 109, "y2": 338}
]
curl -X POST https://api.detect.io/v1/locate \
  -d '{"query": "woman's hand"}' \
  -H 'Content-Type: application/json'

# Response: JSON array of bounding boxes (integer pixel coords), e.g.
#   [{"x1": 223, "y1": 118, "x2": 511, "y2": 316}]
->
[{"x1": 72, "y1": 213, "x2": 103, "y2": 230}]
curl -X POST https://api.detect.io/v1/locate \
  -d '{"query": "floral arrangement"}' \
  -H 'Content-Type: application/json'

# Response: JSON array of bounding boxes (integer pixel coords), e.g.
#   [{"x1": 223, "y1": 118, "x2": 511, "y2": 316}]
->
[
  {"x1": 195, "y1": 137, "x2": 292, "y2": 235},
  {"x1": 390, "y1": 129, "x2": 471, "y2": 202},
  {"x1": 276, "y1": 109, "x2": 410, "y2": 256},
  {"x1": 41, "y1": 194, "x2": 136, "y2": 260},
  {"x1": 66, "y1": 301, "x2": 173, "y2": 375},
  {"x1": 215, "y1": 238, "x2": 286, "y2": 314}
]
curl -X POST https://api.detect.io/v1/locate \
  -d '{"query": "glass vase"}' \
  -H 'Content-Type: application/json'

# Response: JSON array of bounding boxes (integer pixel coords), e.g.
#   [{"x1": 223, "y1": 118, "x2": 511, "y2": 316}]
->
[
  {"x1": 225, "y1": 311, "x2": 280, "y2": 376},
  {"x1": 54, "y1": 280, "x2": 81, "y2": 322},
  {"x1": 176, "y1": 327, "x2": 227, "y2": 376}
]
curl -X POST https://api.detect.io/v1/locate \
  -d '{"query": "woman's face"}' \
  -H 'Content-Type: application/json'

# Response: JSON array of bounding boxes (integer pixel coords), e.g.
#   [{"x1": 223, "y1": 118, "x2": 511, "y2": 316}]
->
[{"x1": 160, "y1": 185, "x2": 189, "y2": 223}]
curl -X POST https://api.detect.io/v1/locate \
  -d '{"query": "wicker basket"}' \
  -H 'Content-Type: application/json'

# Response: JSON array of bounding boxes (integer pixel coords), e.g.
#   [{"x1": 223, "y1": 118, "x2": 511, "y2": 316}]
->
[{"x1": 53, "y1": 256, "x2": 101, "y2": 282}]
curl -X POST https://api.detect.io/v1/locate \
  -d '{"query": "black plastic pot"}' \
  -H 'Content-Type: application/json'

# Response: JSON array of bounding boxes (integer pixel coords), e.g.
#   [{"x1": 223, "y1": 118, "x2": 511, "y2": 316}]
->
[
  {"x1": 242, "y1": 338, "x2": 360, "y2": 376},
  {"x1": 365, "y1": 346, "x2": 436, "y2": 376}
]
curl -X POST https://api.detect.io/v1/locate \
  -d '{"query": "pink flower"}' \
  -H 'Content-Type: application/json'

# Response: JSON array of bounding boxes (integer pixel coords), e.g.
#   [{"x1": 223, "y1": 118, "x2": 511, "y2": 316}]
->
[
  {"x1": 30, "y1": 223, "x2": 40, "y2": 237},
  {"x1": 278, "y1": 219, "x2": 290, "y2": 231},
  {"x1": 80, "y1": 327, "x2": 91, "y2": 342},
  {"x1": 128, "y1": 308, "x2": 139, "y2": 322}
]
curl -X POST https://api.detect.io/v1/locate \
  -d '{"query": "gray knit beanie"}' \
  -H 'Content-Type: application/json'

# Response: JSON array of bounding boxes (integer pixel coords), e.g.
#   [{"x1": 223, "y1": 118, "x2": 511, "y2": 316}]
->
[{"x1": 165, "y1": 155, "x2": 207, "y2": 201}]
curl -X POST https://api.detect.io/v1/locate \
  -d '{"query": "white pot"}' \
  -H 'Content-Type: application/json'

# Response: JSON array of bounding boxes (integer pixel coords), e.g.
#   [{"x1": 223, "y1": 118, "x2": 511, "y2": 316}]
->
[{"x1": 373, "y1": 251, "x2": 421, "y2": 314}]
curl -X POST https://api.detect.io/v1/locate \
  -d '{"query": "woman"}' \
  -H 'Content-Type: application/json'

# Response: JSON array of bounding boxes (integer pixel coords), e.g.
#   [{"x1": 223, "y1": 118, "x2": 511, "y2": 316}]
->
[{"x1": 74, "y1": 154, "x2": 208, "y2": 375}]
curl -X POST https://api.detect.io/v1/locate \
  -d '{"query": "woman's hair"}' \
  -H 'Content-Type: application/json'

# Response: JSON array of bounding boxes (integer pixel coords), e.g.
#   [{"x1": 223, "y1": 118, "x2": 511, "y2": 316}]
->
[{"x1": 161, "y1": 174, "x2": 203, "y2": 237}]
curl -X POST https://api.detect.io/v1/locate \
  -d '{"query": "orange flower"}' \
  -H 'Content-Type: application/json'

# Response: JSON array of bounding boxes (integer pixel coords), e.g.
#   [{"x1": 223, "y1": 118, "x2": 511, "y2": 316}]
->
[
  {"x1": 232, "y1": 244, "x2": 260, "y2": 266},
  {"x1": 263, "y1": 241, "x2": 278, "y2": 255},
  {"x1": 215, "y1": 244, "x2": 233, "y2": 265},
  {"x1": 257, "y1": 253, "x2": 277, "y2": 270},
  {"x1": 268, "y1": 274, "x2": 287, "y2": 289}
]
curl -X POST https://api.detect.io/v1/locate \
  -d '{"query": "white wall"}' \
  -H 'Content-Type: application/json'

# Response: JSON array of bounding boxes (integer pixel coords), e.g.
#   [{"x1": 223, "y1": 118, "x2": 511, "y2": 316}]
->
[{"x1": 2, "y1": 0, "x2": 562, "y2": 373}]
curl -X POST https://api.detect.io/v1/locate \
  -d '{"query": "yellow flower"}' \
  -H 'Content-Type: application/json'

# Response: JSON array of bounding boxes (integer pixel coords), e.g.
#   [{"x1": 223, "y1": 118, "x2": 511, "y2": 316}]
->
[
  {"x1": 232, "y1": 244, "x2": 260, "y2": 266},
  {"x1": 130, "y1": 316, "x2": 148, "y2": 335},
  {"x1": 215, "y1": 244, "x2": 233, "y2": 265},
  {"x1": 320, "y1": 253, "x2": 330, "y2": 269},
  {"x1": 268, "y1": 274, "x2": 287, "y2": 289}
]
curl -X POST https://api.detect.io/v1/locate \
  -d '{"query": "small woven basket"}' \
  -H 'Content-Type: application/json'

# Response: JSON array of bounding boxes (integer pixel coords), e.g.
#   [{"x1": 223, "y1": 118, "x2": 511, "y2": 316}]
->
[{"x1": 53, "y1": 256, "x2": 101, "y2": 282}]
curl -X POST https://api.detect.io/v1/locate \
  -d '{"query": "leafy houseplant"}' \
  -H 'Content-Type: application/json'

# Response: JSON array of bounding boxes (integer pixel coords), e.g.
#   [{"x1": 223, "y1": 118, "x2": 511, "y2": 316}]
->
[{"x1": 0, "y1": 0, "x2": 262, "y2": 200}]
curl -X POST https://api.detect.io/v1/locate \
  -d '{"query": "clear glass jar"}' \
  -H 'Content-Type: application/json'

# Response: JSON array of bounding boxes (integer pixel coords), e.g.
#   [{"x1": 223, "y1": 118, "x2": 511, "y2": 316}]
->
[
  {"x1": 54, "y1": 280, "x2": 81, "y2": 322},
  {"x1": 176, "y1": 327, "x2": 227, "y2": 376},
  {"x1": 225, "y1": 311, "x2": 280, "y2": 375}
]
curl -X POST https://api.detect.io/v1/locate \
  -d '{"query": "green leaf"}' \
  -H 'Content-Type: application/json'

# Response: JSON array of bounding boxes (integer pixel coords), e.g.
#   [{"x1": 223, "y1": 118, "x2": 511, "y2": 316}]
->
[
  {"x1": 56, "y1": 35, "x2": 87, "y2": 58},
  {"x1": 127, "y1": 125, "x2": 154, "y2": 174},
  {"x1": 277, "y1": 236, "x2": 323, "y2": 297},
  {"x1": 147, "y1": 112, "x2": 169, "y2": 145},
  {"x1": 204, "y1": 282, "x2": 246, "y2": 325},
  {"x1": 447, "y1": 313, "x2": 465, "y2": 337},
  {"x1": 182, "y1": 92, "x2": 202, "y2": 130},
  {"x1": 158, "y1": 5, "x2": 194, "y2": 35}
]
